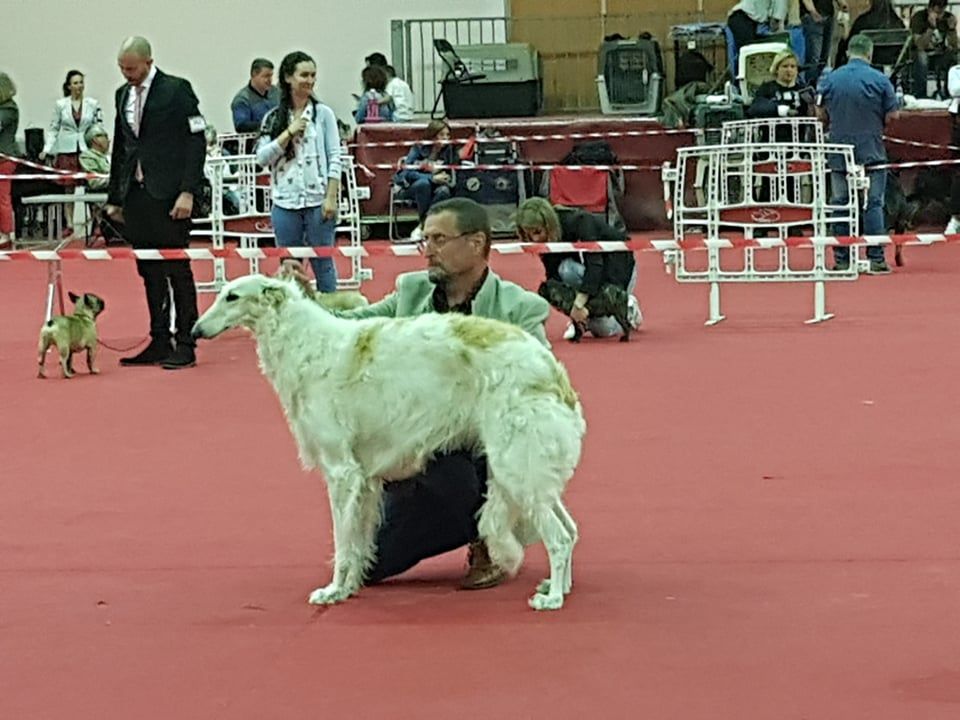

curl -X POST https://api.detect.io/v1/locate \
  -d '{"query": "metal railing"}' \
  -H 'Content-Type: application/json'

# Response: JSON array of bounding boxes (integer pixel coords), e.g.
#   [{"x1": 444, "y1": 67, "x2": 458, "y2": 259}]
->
[{"x1": 391, "y1": 12, "x2": 707, "y2": 115}]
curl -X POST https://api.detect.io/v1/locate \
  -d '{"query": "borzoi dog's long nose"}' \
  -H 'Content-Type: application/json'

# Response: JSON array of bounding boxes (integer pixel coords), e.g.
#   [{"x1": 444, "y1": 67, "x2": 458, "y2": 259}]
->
[{"x1": 191, "y1": 322, "x2": 206, "y2": 340}]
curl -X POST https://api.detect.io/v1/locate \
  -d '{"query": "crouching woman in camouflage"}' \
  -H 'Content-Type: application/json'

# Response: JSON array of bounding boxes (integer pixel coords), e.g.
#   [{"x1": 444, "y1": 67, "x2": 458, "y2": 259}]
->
[{"x1": 516, "y1": 197, "x2": 642, "y2": 342}]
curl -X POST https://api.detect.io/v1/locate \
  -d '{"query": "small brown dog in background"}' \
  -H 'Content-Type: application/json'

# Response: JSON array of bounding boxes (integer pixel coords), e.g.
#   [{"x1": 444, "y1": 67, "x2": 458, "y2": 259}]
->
[
  {"x1": 37, "y1": 292, "x2": 106, "y2": 379},
  {"x1": 277, "y1": 262, "x2": 369, "y2": 311}
]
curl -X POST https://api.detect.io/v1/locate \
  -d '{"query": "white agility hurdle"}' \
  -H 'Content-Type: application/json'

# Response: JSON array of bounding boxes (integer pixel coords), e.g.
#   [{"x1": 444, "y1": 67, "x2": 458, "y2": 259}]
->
[
  {"x1": 661, "y1": 125, "x2": 869, "y2": 325},
  {"x1": 719, "y1": 116, "x2": 825, "y2": 146},
  {"x1": 192, "y1": 148, "x2": 371, "y2": 293}
]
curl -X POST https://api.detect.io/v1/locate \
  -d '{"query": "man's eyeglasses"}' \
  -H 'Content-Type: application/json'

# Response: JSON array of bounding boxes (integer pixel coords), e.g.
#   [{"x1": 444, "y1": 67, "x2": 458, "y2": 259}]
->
[{"x1": 418, "y1": 232, "x2": 470, "y2": 250}]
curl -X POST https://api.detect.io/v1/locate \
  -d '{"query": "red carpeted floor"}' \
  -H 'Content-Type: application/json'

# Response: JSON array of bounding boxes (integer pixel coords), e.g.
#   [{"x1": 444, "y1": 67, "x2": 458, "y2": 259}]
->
[{"x1": 2, "y1": 241, "x2": 960, "y2": 719}]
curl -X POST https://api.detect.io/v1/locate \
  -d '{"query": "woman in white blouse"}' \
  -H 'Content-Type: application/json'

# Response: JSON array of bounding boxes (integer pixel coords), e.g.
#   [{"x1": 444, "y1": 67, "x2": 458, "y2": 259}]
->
[
  {"x1": 256, "y1": 51, "x2": 341, "y2": 292},
  {"x1": 40, "y1": 70, "x2": 101, "y2": 172},
  {"x1": 40, "y1": 70, "x2": 101, "y2": 235}
]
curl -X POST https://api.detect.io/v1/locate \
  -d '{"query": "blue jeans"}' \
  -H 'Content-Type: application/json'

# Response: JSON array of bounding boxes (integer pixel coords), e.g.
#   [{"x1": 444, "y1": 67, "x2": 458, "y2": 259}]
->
[
  {"x1": 399, "y1": 172, "x2": 452, "y2": 221},
  {"x1": 558, "y1": 258, "x2": 637, "y2": 336},
  {"x1": 270, "y1": 205, "x2": 338, "y2": 292},
  {"x1": 801, "y1": 13, "x2": 833, "y2": 88},
  {"x1": 831, "y1": 166, "x2": 885, "y2": 263},
  {"x1": 913, "y1": 50, "x2": 931, "y2": 99}
]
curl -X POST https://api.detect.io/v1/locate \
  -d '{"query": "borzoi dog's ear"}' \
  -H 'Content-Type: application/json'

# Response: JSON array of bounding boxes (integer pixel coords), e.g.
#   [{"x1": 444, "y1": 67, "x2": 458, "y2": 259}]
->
[
  {"x1": 262, "y1": 284, "x2": 290, "y2": 308},
  {"x1": 193, "y1": 275, "x2": 291, "y2": 339},
  {"x1": 68, "y1": 291, "x2": 80, "y2": 304}
]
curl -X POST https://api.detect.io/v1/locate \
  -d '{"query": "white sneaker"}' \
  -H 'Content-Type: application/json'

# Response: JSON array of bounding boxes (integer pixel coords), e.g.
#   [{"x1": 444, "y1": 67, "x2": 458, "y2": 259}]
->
[
  {"x1": 0, "y1": 233, "x2": 9, "y2": 248},
  {"x1": 627, "y1": 295, "x2": 643, "y2": 330},
  {"x1": 562, "y1": 322, "x2": 577, "y2": 340},
  {"x1": 945, "y1": 216, "x2": 960, "y2": 235}
]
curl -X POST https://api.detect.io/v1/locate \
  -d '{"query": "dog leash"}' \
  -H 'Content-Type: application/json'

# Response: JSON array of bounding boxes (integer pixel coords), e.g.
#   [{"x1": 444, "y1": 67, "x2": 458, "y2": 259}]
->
[{"x1": 97, "y1": 336, "x2": 149, "y2": 352}]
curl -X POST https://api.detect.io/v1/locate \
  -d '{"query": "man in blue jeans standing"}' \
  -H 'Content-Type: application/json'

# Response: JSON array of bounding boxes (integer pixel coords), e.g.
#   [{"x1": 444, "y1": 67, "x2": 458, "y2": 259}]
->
[
  {"x1": 800, "y1": 0, "x2": 835, "y2": 88},
  {"x1": 817, "y1": 33, "x2": 899, "y2": 273}
]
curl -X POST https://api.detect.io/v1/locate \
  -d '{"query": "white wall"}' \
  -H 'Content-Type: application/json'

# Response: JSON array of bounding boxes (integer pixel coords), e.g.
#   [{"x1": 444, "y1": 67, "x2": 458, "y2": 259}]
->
[{"x1": 3, "y1": 0, "x2": 506, "y2": 143}]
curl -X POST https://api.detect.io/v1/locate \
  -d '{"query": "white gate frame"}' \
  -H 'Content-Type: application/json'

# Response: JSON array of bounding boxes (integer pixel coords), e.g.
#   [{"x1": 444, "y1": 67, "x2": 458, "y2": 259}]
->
[
  {"x1": 662, "y1": 126, "x2": 869, "y2": 325},
  {"x1": 192, "y1": 148, "x2": 371, "y2": 293}
]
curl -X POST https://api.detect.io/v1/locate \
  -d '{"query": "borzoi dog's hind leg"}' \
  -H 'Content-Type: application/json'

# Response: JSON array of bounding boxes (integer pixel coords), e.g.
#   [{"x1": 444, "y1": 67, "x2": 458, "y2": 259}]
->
[
  {"x1": 308, "y1": 467, "x2": 383, "y2": 606},
  {"x1": 528, "y1": 502, "x2": 574, "y2": 610},
  {"x1": 536, "y1": 500, "x2": 578, "y2": 596},
  {"x1": 479, "y1": 397, "x2": 582, "y2": 610}
]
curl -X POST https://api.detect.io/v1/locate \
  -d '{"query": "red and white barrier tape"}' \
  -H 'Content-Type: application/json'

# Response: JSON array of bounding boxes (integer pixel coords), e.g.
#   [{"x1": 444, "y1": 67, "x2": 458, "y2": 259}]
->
[
  {"x1": 347, "y1": 127, "x2": 697, "y2": 150},
  {"x1": 0, "y1": 171, "x2": 105, "y2": 181},
  {"x1": 2, "y1": 235, "x2": 959, "y2": 262},
  {"x1": 0, "y1": 152, "x2": 107, "y2": 181},
  {"x1": 884, "y1": 135, "x2": 960, "y2": 153},
  {"x1": 876, "y1": 158, "x2": 960, "y2": 170},
  {"x1": 0, "y1": 152, "x2": 75, "y2": 174},
  {"x1": 385, "y1": 162, "x2": 661, "y2": 173}
]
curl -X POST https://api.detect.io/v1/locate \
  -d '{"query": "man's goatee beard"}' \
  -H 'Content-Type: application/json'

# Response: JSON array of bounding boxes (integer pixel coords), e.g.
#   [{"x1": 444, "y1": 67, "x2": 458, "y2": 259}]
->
[{"x1": 427, "y1": 267, "x2": 449, "y2": 285}]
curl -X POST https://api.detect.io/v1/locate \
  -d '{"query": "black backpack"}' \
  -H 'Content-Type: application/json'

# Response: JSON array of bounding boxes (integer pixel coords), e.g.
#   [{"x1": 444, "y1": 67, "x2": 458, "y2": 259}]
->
[
  {"x1": 675, "y1": 50, "x2": 714, "y2": 88},
  {"x1": 562, "y1": 140, "x2": 619, "y2": 166}
]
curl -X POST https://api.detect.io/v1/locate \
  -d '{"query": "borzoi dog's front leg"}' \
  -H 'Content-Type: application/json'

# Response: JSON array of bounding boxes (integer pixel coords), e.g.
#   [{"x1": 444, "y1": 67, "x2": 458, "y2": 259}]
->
[{"x1": 308, "y1": 471, "x2": 383, "y2": 606}]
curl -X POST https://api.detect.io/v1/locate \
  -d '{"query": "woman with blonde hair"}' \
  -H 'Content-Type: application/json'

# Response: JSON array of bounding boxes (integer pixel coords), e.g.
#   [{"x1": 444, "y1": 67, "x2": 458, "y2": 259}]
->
[
  {"x1": 393, "y1": 119, "x2": 458, "y2": 241},
  {"x1": 0, "y1": 71, "x2": 19, "y2": 247},
  {"x1": 516, "y1": 197, "x2": 642, "y2": 341}
]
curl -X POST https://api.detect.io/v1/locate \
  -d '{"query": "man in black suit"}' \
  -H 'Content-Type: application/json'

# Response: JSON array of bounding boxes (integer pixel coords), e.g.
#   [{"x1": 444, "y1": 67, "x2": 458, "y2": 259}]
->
[{"x1": 105, "y1": 36, "x2": 206, "y2": 369}]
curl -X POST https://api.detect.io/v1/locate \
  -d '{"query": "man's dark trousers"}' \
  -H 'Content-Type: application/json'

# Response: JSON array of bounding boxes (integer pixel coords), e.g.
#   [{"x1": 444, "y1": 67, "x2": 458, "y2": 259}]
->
[{"x1": 124, "y1": 183, "x2": 197, "y2": 347}]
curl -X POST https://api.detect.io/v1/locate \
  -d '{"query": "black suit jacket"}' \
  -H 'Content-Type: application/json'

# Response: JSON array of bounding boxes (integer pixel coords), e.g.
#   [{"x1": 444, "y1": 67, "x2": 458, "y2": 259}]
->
[{"x1": 107, "y1": 69, "x2": 206, "y2": 206}]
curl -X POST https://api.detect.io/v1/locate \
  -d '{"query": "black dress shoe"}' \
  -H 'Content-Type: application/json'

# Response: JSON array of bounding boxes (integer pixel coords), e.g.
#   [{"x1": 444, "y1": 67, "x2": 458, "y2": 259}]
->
[
  {"x1": 120, "y1": 339, "x2": 173, "y2": 366},
  {"x1": 161, "y1": 346, "x2": 196, "y2": 370}
]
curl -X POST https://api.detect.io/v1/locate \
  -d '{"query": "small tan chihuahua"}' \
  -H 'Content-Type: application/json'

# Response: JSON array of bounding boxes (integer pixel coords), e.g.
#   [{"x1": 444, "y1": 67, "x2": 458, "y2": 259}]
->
[{"x1": 37, "y1": 292, "x2": 106, "y2": 379}]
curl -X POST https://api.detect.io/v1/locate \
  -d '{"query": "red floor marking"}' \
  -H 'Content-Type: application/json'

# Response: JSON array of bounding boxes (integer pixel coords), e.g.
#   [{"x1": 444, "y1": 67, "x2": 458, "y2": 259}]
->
[{"x1": 2, "y1": 242, "x2": 960, "y2": 718}]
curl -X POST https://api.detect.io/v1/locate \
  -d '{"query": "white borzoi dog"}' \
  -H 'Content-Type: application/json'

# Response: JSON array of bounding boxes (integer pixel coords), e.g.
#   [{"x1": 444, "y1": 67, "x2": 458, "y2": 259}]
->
[{"x1": 192, "y1": 275, "x2": 585, "y2": 610}]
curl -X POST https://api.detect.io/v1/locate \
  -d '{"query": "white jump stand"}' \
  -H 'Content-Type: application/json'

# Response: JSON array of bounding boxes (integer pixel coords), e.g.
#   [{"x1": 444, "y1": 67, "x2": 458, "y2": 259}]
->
[{"x1": 661, "y1": 126, "x2": 869, "y2": 326}]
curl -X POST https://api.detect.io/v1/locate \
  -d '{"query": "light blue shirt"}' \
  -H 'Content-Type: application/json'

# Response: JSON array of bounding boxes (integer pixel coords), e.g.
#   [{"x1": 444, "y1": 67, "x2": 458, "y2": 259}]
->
[{"x1": 255, "y1": 100, "x2": 342, "y2": 210}]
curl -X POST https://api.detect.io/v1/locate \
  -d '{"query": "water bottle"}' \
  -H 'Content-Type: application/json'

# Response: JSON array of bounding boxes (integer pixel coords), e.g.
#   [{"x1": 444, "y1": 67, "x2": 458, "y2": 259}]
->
[{"x1": 895, "y1": 83, "x2": 905, "y2": 109}]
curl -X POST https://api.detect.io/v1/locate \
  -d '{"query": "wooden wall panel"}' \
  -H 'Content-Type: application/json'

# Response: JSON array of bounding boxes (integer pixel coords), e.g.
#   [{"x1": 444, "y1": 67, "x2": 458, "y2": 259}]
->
[{"x1": 507, "y1": 1, "x2": 722, "y2": 111}]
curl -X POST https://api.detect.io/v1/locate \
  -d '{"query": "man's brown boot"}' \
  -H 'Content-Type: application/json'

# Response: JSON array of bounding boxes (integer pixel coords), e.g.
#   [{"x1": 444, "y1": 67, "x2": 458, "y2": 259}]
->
[{"x1": 460, "y1": 540, "x2": 506, "y2": 590}]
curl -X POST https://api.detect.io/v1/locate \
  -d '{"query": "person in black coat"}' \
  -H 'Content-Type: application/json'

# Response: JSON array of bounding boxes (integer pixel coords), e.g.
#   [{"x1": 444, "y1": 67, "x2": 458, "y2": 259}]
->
[
  {"x1": 516, "y1": 197, "x2": 642, "y2": 342},
  {"x1": 105, "y1": 36, "x2": 206, "y2": 369},
  {"x1": 747, "y1": 49, "x2": 816, "y2": 139}
]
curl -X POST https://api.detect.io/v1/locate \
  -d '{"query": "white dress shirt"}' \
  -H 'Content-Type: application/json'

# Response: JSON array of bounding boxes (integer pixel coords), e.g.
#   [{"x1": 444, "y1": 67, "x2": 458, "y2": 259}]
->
[{"x1": 125, "y1": 64, "x2": 158, "y2": 131}]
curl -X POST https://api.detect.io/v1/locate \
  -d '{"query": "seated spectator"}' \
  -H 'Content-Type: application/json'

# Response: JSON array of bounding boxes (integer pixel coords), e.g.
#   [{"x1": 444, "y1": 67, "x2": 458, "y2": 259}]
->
[
  {"x1": 393, "y1": 119, "x2": 457, "y2": 242},
  {"x1": 747, "y1": 49, "x2": 816, "y2": 127},
  {"x1": 78, "y1": 124, "x2": 110, "y2": 189},
  {"x1": 727, "y1": 0, "x2": 790, "y2": 53},
  {"x1": 231, "y1": 58, "x2": 280, "y2": 133},
  {"x1": 78, "y1": 124, "x2": 122, "y2": 244},
  {"x1": 365, "y1": 51, "x2": 416, "y2": 121},
  {"x1": 910, "y1": 0, "x2": 957, "y2": 98},
  {"x1": 516, "y1": 197, "x2": 642, "y2": 341},
  {"x1": 836, "y1": 0, "x2": 904, "y2": 68},
  {"x1": 354, "y1": 65, "x2": 393, "y2": 123}
]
